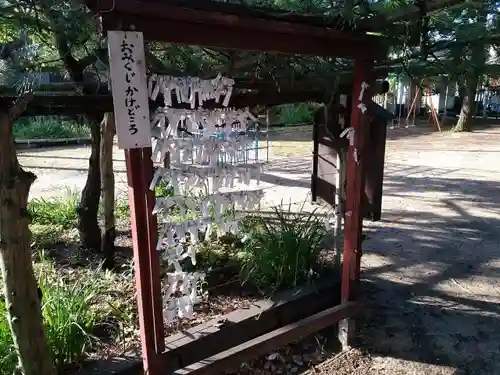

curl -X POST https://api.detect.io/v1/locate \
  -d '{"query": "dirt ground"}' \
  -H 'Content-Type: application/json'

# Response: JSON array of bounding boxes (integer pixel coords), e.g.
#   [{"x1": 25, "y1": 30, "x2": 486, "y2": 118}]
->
[
  {"x1": 18, "y1": 123, "x2": 500, "y2": 375},
  {"x1": 299, "y1": 124, "x2": 500, "y2": 375}
]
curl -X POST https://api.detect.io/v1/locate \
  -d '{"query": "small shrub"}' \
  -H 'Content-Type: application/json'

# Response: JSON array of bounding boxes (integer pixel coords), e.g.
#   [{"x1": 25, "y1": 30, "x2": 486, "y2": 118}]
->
[
  {"x1": 13, "y1": 118, "x2": 91, "y2": 140},
  {"x1": 239, "y1": 205, "x2": 326, "y2": 295}
]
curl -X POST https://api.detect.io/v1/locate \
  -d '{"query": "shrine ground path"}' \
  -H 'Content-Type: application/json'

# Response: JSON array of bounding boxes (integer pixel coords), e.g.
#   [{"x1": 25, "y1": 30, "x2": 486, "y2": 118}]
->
[{"x1": 18, "y1": 124, "x2": 500, "y2": 374}]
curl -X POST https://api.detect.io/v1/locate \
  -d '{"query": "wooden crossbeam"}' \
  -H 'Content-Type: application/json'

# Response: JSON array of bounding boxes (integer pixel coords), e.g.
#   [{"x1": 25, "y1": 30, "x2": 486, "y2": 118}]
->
[
  {"x1": 85, "y1": 0, "x2": 352, "y2": 31},
  {"x1": 85, "y1": 0, "x2": 387, "y2": 59},
  {"x1": 0, "y1": 89, "x2": 326, "y2": 117},
  {"x1": 171, "y1": 302, "x2": 359, "y2": 375},
  {"x1": 101, "y1": 13, "x2": 385, "y2": 59}
]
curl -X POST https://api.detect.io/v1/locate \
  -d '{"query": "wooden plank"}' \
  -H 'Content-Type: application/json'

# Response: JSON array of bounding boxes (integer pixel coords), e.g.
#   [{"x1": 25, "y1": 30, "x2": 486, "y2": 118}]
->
[
  {"x1": 363, "y1": 119, "x2": 388, "y2": 222},
  {"x1": 89, "y1": 0, "x2": 357, "y2": 36},
  {"x1": 341, "y1": 60, "x2": 372, "y2": 304},
  {"x1": 124, "y1": 149, "x2": 162, "y2": 374},
  {"x1": 142, "y1": 147, "x2": 165, "y2": 353},
  {"x1": 100, "y1": 0, "x2": 372, "y2": 42},
  {"x1": 101, "y1": 14, "x2": 386, "y2": 59},
  {"x1": 165, "y1": 300, "x2": 272, "y2": 350},
  {"x1": 161, "y1": 277, "x2": 340, "y2": 371},
  {"x1": 339, "y1": 59, "x2": 373, "y2": 348},
  {"x1": 0, "y1": 88, "x2": 326, "y2": 117},
  {"x1": 92, "y1": 0, "x2": 352, "y2": 30},
  {"x1": 108, "y1": 31, "x2": 152, "y2": 149},
  {"x1": 311, "y1": 117, "x2": 319, "y2": 202},
  {"x1": 172, "y1": 302, "x2": 359, "y2": 375}
]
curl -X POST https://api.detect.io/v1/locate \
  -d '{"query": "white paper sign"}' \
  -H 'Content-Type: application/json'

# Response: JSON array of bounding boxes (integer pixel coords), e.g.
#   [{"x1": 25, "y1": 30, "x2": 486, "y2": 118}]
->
[{"x1": 108, "y1": 30, "x2": 152, "y2": 149}]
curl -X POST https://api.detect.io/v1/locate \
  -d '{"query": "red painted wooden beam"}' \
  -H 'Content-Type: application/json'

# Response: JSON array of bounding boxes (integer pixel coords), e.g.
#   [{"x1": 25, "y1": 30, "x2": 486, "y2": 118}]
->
[
  {"x1": 125, "y1": 148, "x2": 163, "y2": 374},
  {"x1": 170, "y1": 302, "x2": 360, "y2": 374},
  {"x1": 142, "y1": 147, "x2": 166, "y2": 354},
  {"x1": 100, "y1": 12, "x2": 386, "y2": 59},
  {"x1": 339, "y1": 58, "x2": 373, "y2": 347}
]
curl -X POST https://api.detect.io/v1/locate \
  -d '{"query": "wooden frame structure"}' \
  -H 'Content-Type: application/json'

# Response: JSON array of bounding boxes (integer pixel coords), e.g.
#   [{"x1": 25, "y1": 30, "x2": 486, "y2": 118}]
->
[{"x1": 85, "y1": 1, "x2": 388, "y2": 373}]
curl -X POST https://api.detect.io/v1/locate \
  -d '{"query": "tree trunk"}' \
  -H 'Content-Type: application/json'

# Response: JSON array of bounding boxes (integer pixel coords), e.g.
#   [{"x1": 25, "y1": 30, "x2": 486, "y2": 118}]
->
[
  {"x1": 0, "y1": 110, "x2": 56, "y2": 375},
  {"x1": 77, "y1": 121, "x2": 101, "y2": 251},
  {"x1": 454, "y1": 76, "x2": 478, "y2": 132},
  {"x1": 100, "y1": 113, "x2": 116, "y2": 269},
  {"x1": 454, "y1": 3, "x2": 486, "y2": 132}
]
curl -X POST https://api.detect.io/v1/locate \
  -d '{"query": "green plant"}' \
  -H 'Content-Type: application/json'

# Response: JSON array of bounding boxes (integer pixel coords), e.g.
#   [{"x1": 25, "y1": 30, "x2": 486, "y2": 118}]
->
[
  {"x1": 35, "y1": 258, "x2": 133, "y2": 370},
  {"x1": 0, "y1": 300, "x2": 17, "y2": 375},
  {"x1": 0, "y1": 257, "x2": 133, "y2": 374},
  {"x1": 40, "y1": 275, "x2": 98, "y2": 368},
  {"x1": 13, "y1": 118, "x2": 91, "y2": 140},
  {"x1": 239, "y1": 204, "x2": 326, "y2": 295},
  {"x1": 276, "y1": 103, "x2": 314, "y2": 124},
  {"x1": 30, "y1": 223, "x2": 79, "y2": 248},
  {"x1": 113, "y1": 198, "x2": 130, "y2": 219},
  {"x1": 155, "y1": 181, "x2": 174, "y2": 197},
  {"x1": 29, "y1": 189, "x2": 79, "y2": 229}
]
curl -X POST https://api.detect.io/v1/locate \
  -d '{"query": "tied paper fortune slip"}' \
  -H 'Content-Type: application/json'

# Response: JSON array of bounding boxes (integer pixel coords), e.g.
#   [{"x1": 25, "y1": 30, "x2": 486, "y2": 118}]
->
[{"x1": 148, "y1": 74, "x2": 264, "y2": 321}]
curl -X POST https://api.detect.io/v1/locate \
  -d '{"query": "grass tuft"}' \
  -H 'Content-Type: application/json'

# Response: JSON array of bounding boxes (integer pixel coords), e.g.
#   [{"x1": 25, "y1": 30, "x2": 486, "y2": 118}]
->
[
  {"x1": 0, "y1": 300, "x2": 16, "y2": 375},
  {"x1": 29, "y1": 189, "x2": 80, "y2": 229},
  {"x1": 0, "y1": 257, "x2": 135, "y2": 374},
  {"x1": 28, "y1": 188, "x2": 131, "y2": 249},
  {"x1": 238, "y1": 203, "x2": 327, "y2": 295}
]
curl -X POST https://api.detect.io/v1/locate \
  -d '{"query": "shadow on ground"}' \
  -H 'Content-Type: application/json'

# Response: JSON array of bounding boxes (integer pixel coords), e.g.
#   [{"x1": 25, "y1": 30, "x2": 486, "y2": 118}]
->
[{"x1": 356, "y1": 171, "x2": 500, "y2": 374}]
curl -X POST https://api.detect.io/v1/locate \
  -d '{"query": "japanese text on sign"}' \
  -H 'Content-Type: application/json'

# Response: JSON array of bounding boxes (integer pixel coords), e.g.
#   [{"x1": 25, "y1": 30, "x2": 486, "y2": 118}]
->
[{"x1": 108, "y1": 31, "x2": 152, "y2": 149}]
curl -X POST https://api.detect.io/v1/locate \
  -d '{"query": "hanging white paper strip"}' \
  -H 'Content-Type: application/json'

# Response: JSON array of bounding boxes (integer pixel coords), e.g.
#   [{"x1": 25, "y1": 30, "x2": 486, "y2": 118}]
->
[{"x1": 149, "y1": 73, "x2": 263, "y2": 321}]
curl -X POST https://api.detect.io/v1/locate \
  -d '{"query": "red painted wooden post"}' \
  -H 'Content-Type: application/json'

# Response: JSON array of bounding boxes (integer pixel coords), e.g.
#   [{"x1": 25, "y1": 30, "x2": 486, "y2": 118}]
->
[
  {"x1": 125, "y1": 148, "x2": 162, "y2": 374},
  {"x1": 339, "y1": 58, "x2": 373, "y2": 348},
  {"x1": 142, "y1": 147, "x2": 166, "y2": 354}
]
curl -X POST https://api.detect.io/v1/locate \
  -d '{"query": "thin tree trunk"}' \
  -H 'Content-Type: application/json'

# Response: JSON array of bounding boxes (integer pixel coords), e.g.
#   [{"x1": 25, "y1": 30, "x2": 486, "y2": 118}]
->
[
  {"x1": 100, "y1": 113, "x2": 116, "y2": 269},
  {"x1": 454, "y1": 3, "x2": 486, "y2": 132},
  {"x1": 0, "y1": 109, "x2": 56, "y2": 375},
  {"x1": 454, "y1": 76, "x2": 478, "y2": 132},
  {"x1": 77, "y1": 120, "x2": 101, "y2": 251}
]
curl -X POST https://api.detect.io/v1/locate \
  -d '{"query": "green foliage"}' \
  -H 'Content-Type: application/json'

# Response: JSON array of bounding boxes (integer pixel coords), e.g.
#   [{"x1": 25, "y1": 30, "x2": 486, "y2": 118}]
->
[
  {"x1": 38, "y1": 263, "x2": 99, "y2": 368},
  {"x1": 0, "y1": 300, "x2": 17, "y2": 375},
  {"x1": 239, "y1": 205, "x2": 326, "y2": 294},
  {"x1": 29, "y1": 189, "x2": 130, "y2": 248},
  {"x1": 275, "y1": 103, "x2": 314, "y2": 124},
  {"x1": 186, "y1": 238, "x2": 242, "y2": 272},
  {"x1": 114, "y1": 199, "x2": 131, "y2": 220},
  {"x1": 0, "y1": 258, "x2": 134, "y2": 375},
  {"x1": 29, "y1": 189, "x2": 80, "y2": 229},
  {"x1": 31, "y1": 224, "x2": 79, "y2": 248},
  {"x1": 13, "y1": 118, "x2": 91, "y2": 140},
  {"x1": 155, "y1": 181, "x2": 174, "y2": 198}
]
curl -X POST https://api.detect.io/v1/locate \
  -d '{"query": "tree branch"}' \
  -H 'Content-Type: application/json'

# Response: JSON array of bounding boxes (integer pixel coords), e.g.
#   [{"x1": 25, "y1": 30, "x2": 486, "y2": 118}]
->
[
  {"x1": 8, "y1": 92, "x2": 34, "y2": 121},
  {"x1": 78, "y1": 48, "x2": 108, "y2": 70},
  {"x1": 359, "y1": 0, "x2": 466, "y2": 30}
]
